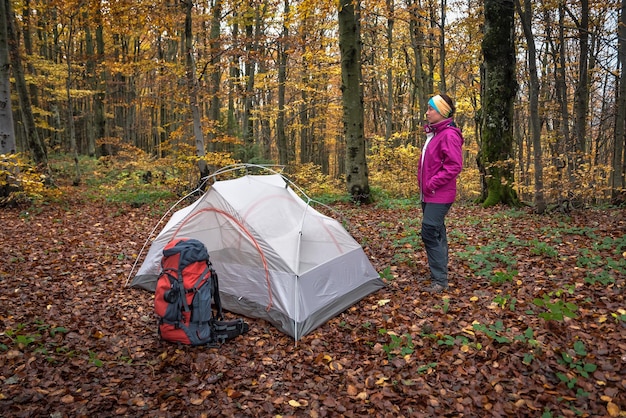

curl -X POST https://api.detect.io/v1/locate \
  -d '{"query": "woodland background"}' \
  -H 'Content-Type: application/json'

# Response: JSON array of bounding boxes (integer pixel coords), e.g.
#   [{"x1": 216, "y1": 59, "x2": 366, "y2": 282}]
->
[
  {"x1": 0, "y1": 0, "x2": 624, "y2": 208},
  {"x1": 0, "y1": 1, "x2": 625, "y2": 416}
]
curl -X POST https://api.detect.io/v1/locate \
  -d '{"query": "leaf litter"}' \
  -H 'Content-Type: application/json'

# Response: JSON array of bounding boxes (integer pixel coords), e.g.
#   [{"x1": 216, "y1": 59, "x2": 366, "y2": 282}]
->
[{"x1": 0, "y1": 194, "x2": 624, "y2": 417}]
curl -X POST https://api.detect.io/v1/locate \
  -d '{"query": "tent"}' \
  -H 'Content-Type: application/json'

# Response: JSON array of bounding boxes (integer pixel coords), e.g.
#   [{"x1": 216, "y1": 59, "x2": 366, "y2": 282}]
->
[{"x1": 129, "y1": 168, "x2": 384, "y2": 340}]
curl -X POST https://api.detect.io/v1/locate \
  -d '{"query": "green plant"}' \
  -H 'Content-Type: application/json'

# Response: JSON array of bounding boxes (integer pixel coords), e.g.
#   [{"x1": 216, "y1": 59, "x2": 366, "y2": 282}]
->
[
  {"x1": 512, "y1": 327, "x2": 540, "y2": 364},
  {"x1": 472, "y1": 321, "x2": 511, "y2": 344},
  {"x1": 493, "y1": 294, "x2": 517, "y2": 311},
  {"x1": 379, "y1": 329, "x2": 415, "y2": 359},
  {"x1": 89, "y1": 350, "x2": 104, "y2": 367},
  {"x1": 552, "y1": 340, "x2": 596, "y2": 401},
  {"x1": 611, "y1": 310, "x2": 626, "y2": 323},
  {"x1": 558, "y1": 341, "x2": 597, "y2": 378},
  {"x1": 391, "y1": 229, "x2": 422, "y2": 266},
  {"x1": 529, "y1": 239, "x2": 559, "y2": 257},
  {"x1": 532, "y1": 294, "x2": 578, "y2": 320},
  {"x1": 490, "y1": 269, "x2": 518, "y2": 285},
  {"x1": 456, "y1": 241, "x2": 518, "y2": 279},
  {"x1": 416, "y1": 362, "x2": 438, "y2": 374},
  {"x1": 434, "y1": 297, "x2": 450, "y2": 314},
  {"x1": 379, "y1": 266, "x2": 395, "y2": 281}
]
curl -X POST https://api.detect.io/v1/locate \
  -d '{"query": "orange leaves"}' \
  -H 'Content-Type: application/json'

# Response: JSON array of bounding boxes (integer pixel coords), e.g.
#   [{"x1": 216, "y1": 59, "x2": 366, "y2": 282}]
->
[{"x1": 1, "y1": 191, "x2": 625, "y2": 417}]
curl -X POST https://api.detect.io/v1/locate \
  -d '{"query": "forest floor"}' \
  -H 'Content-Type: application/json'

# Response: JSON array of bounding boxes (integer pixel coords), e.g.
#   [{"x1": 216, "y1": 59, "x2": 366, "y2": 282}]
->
[{"x1": 0, "y1": 183, "x2": 625, "y2": 417}]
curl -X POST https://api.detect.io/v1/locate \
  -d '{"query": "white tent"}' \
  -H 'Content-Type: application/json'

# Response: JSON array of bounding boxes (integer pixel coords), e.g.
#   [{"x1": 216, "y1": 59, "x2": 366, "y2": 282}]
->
[{"x1": 130, "y1": 170, "x2": 384, "y2": 340}]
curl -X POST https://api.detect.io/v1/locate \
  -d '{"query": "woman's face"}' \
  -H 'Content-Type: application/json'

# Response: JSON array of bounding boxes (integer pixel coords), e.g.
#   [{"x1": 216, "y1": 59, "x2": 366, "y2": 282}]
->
[{"x1": 426, "y1": 105, "x2": 445, "y2": 124}]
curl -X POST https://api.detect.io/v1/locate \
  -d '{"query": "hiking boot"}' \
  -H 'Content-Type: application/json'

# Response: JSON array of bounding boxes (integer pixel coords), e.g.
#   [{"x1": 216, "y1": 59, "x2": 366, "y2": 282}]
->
[{"x1": 424, "y1": 283, "x2": 448, "y2": 293}]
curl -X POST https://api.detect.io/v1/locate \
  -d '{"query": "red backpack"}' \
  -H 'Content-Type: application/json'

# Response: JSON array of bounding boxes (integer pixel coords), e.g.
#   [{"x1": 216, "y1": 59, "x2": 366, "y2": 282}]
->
[{"x1": 154, "y1": 238, "x2": 248, "y2": 346}]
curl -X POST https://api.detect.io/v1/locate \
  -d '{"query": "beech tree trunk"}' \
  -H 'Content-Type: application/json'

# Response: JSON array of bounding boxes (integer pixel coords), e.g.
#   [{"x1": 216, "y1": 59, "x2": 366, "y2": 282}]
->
[
  {"x1": 573, "y1": 0, "x2": 590, "y2": 156},
  {"x1": 515, "y1": 0, "x2": 545, "y2": 213},
  {"x1": 613, "y1": 0, "x2": 626, "y2": 197},
  {"x1": 0, "y1": 0, "x2": 16, "y2": 155},
  {"x1": 385, "y1": 0, "x2": 394, "y2": 141},
  {"x1": 65, "y1": 14, "x2": 80, "y2": 186},
  {"x1": 207, "y1": 0, "x2": 222, "y2": 152},
  {"x1": 242, "y1": 4, "x2": 255, "y2": 151},
  {"x1": 184, "y1": 0, "x2": 209, "y2": 182},
  {"x1": 276, "y1": 0, "x2": 289, "y2": 165},
  {"x1": 6, "y1": 0, "x2": 49, "y2": 173},
  {"x1": 339, "y1": 0, "x2": 371, "y2": 204},
  {"x1": 407, "y1": 0, "x2": 428, "y2": 142},
  {"x1": 479, "y1": 0, "x2": 518, "y2": 207}
]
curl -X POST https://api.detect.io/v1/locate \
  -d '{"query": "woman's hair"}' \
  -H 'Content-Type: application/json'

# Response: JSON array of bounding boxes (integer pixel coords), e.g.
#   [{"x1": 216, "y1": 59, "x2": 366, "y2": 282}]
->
[{"x1": 439, "y1": 93, "x2": 456, "y2": 116}]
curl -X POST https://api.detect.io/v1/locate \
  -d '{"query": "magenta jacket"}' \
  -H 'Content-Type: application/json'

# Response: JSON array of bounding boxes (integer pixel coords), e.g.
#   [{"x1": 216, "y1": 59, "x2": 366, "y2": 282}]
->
[{"x1": 417, "y1": 118, "x2": 464, "y2": 204}]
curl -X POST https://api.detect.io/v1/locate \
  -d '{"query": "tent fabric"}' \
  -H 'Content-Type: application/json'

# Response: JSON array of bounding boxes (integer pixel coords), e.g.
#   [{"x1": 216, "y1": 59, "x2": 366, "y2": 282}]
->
[{"x1": 131, "y1": 174, "x2": 384, "y2": 340}]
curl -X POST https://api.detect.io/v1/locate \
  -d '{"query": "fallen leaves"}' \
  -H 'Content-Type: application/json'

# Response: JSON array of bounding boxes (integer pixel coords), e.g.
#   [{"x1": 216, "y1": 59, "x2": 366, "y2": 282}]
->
[{"x1": 0, "y1": 195, "x2": 624, "y2": 417}]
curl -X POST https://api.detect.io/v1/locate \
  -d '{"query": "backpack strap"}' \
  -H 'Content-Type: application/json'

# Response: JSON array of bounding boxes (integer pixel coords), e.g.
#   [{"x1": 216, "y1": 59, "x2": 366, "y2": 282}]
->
[{"x1": 208, "y1": 262, "x2": 223, "y2": 320}]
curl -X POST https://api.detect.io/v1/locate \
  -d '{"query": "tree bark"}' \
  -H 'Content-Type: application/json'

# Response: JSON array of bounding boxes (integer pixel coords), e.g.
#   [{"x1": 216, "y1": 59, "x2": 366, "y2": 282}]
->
[
  {"x1": 613, "y1": 0, "x2": 626, "y2": 197},
  {"x1": 184, "y1": 0, "x2": 209, "y2": 183},
  {"x1": 276, "y1": 0, "x2": 289, "y2": 165},
  {"x1": 0, "y1": 0, "x2": 16, "y2": 155},
  {"x1": 94, "y1": 5, "x2": 108, "y2": 157},
  {"x1": 407, "y1": 0, "x2": 428, "y2": 143},
  {"x1": 207, "y1": 0, "x2": 222, "y2": 152},
  {"x1": 242, "y1": 4, "x2": 256, "y2": 151},
  {"x1": 339, "y1": 0, "x2": 371, "y2": 204},
  {"x1": 65, "y1": 13, "x2": 80, "y2": 186},
  {"x1": 572, "y1": 0, "x2": 590, "y2": 156},
  {"x1": 84, "y1": 12, "x2": 97, "y2": 158},
  {"x1": 5, "y1": 0, "x2": 49, "y2": 173},
  {"x1": 385, "y1": 0, "x2": 394, "y2": 141},
  {"x1": 438, "y1": 0, "x2": 447, "y2": 92},
  {"x1": 515, "y1": 0, "x2": 545, "y2": 213},
  {"x1": 479, "y1": 0, "x2": 518, "y2": 207}
]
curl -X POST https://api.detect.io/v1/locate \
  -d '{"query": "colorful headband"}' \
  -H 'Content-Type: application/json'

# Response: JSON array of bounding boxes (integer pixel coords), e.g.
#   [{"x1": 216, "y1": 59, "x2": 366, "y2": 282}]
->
[{"x1": 428, "y1": 95, "x2": 452, "y2": 118}]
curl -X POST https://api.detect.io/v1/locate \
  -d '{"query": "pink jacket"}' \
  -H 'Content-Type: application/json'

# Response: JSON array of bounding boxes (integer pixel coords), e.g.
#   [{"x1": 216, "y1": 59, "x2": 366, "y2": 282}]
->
[{"x1": 417, "y1": 118, "x2": 464, "y2": 204}]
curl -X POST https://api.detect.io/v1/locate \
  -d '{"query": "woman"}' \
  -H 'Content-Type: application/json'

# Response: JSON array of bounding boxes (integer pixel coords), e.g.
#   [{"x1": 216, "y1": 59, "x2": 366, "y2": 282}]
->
[{"x1": 417, "y1": 93, "x2": 464, "y2": 293}]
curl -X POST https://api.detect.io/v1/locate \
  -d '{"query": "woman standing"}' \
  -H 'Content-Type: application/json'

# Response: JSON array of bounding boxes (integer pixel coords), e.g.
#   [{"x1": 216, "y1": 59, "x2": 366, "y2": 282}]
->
[{"x1": 418, "y1": 94, "x2": 464, "y2": 293}]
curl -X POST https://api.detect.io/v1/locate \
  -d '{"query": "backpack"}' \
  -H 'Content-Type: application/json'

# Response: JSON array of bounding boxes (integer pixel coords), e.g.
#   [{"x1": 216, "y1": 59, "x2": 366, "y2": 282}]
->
[{"x1": 154, "y1": 238, "x2": 249, "y2": 346}]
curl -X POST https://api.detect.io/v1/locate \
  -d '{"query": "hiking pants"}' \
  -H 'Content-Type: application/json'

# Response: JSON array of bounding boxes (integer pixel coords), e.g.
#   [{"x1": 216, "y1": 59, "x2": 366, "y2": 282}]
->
[{"x1": 421, "y1": 202, "x2": 452, "y2": 286}]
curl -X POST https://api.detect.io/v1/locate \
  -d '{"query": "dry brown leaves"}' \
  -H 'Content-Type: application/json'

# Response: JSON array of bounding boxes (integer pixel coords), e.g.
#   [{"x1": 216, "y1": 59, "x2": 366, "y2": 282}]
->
[{"x1": 0, "y1": 189, "x2": 624, "y2": 417}]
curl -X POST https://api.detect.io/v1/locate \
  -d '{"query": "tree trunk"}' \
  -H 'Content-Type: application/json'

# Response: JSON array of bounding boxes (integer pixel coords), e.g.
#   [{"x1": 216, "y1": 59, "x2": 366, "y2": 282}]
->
[
  {"x1": 5, "y1": 0, "x2": 49, "y2": 174},
  {"x1": 94, "y1": 5, "x2": 108, "y2": 157},
  {"x1": 0, "y1": 0, "x2": 16, "y2": 155},
  {"x1": 339, "y1": 0, "x2": 371, "y2": 204},
  {"x1": 184, "y1": 0, "x2": 209, "y2": 182},
  {"x1": 207, "y1": 0, "x2": 222, "y2": 151},
  {"x1": 66, "y1": 15, "x2": 80, "y2": 186},
  {"x1": 242, "y1": 5, "x2": 255, "y2": 152},
  {"x1": 407, "y1": 0, "x2": 428, "y2": 143},
  {"x1": 385, "y1": 0, "x2": 394, "y2": 141},
  {"x1": 276, "y1": 0, "x2": 289, "y2": 165},
  {"x1": 479, "y1": 0, "x2": 518, "y2": 207},
  {"x1": 515, "y1": 0, "x2": 545, "y2": 213},
  {"x1": 299, "y1": 13, "x2": 311, "y2": 164},
  {"x1": 438, "y1": 0, "x2": 447, "y2": 92},
  {"x1": 84, "y1": 12, "x2": 97, "y2": 158},
  {"x1": 227, "y1": 18, "x2": 239, "y2": 140},
  {"x1": 613, "y1": 0, "x2": 626, "y2": 197},
  {"x1": 572, "y1": 0, "x2": 590, "y2": 156}
]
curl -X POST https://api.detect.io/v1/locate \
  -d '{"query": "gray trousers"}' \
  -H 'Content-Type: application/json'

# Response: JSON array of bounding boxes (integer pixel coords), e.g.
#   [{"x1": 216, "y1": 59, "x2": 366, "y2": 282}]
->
[{"x1": 421, "y1": 202, "x2": 452, "y2": 286}]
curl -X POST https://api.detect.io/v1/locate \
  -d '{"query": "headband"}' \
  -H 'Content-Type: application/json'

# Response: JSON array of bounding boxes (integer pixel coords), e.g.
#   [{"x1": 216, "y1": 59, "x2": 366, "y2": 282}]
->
[{"x1": 428, "y1": 95, "x2": 453, "y2": 118}]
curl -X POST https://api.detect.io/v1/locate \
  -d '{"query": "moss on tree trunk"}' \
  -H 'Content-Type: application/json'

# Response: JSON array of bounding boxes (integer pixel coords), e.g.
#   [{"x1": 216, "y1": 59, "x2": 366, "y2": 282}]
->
[
  {"x1": 339, "y1": 0, "x2": 371, "y2": 204},
  {"x1": 479, "y1": 0, "x2": 519, "y2": 207}
]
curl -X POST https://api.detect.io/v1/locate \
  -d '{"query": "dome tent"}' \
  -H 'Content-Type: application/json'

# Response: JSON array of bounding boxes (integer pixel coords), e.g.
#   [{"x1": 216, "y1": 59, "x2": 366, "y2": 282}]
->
[{"x1": 129, "y1": 166, "x2": 384, "y2": 340}]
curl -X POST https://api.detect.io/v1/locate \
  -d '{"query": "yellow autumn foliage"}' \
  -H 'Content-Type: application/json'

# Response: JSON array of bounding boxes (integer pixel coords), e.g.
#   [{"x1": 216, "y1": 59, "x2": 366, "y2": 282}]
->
[
  {"x1": 0, "y1": 154, "x2": 60, "y2": 206},
  {"x1": 368, "y1": 136, "x2": 420, "y2": 198}
]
